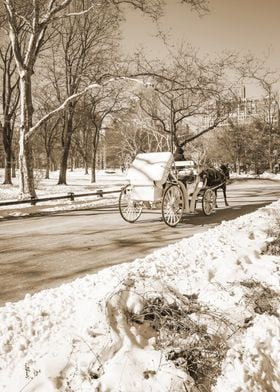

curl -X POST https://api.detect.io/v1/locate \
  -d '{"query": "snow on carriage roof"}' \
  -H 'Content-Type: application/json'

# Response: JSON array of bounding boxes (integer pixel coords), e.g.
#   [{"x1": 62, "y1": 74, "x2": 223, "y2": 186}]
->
[{"x1": 126, "y1": 151, "x2": 174, "y2": 185}]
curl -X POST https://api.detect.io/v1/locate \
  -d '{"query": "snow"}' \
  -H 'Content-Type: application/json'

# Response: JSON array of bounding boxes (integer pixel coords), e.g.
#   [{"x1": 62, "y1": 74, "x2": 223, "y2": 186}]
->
[
  {"x1": 127, "y1": 152, "x2": 173, "y2": 184},
  {"x1": 0, "y1": 169, "x2": 280, "y2": 391},
  {"x1": 0, "y1": 169, "x2": 127, "y2": 218},
  {"x1": 231, "y1": 171, "x2": 280, "y2": 181}
]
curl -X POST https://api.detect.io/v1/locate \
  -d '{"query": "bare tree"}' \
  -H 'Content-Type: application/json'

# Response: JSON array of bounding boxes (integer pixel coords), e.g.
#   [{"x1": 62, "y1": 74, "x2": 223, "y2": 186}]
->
[
  {"x1": 134, "y1": 48, "x2": 236, "y2": 157},
  {"x1": 37, "y1": 118, "x2": 61, "y2": 179},
  {"x1": 0, "y1": 30, "x2": 19, "y2": 184},
  {"x1": 236, "y1": 55, "x2": 280, "y2": 171},
  {"x1": 3, "y1": 0, "x2": 209, "y2": 198},
  {"x1": 3, "y1": 0, "x2": 73, "y2": 198},
  {"x1": 71, "y1": 104, "x2": 92, "y2": 174},
  {"x1": 50, "y1": 3, "x2": 122, "y2": 184},
  {"x1": 85, "y1": 83, "x2": 128, "y2": 182},
  {"x1": 117, "y1": 99, "x2": 169, "y2": 161}
]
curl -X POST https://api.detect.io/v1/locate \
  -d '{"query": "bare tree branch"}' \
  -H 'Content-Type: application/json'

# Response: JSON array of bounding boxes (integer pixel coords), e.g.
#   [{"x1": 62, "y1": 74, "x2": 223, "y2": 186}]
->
[{"x1": 25, "y1": 82, "x2": 102, "y2": 139}]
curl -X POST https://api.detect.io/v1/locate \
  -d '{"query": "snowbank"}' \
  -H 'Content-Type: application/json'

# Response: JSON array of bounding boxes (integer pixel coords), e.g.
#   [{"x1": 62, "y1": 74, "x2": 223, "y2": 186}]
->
[{"x1": 0, "y1": 199, "x2": 279, "y2": 391}]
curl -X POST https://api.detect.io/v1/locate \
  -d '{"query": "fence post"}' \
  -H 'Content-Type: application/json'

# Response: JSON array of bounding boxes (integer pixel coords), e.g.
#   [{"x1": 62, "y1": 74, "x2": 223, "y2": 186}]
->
[
  {"x1": 68, "y1": 192, "x2": 75, "y2": 201},
  {"x1": 30, "y1": 197, "x2": 37, "y2": 206},
  {"x1": 96, "y1": 189, "x2": 103, "y2": 197}
]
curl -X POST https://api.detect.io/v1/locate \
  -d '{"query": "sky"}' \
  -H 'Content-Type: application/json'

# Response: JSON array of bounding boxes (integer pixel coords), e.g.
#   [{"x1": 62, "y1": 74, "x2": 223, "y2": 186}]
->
[
  {"x1": 121, "y1": 0, "x2": 280, "y2": 97},
  {"x1": 0, "y1": 169, "x2": 279, "y2": 390}
]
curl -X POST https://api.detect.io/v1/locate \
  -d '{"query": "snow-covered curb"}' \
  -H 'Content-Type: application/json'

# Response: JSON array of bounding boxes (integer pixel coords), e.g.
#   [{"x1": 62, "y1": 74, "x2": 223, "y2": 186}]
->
[
  {"x1": 230, "y1": 171, "x2": 280, "y2": 180},
  {"x1": 0, "y1": 201, "x2": 279, "y2": 391}
]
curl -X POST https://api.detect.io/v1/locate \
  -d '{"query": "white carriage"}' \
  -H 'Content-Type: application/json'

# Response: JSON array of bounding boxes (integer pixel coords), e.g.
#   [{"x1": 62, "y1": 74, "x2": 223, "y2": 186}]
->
[{"x1": 119, "y1": 151, "x2": 216, "y2": 227}]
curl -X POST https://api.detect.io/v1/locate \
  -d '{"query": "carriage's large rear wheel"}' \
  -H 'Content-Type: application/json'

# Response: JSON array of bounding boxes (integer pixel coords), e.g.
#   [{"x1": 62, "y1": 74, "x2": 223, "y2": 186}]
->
[
  {"x1": 119, "y1": 185, "x2": 143, "y2": 223},
  {"x1": 161, "y1": 184, "x2": 185, "y2": 227},
  {"x1": 202, "y1": 188, "x2": 216, "y2": 216}
]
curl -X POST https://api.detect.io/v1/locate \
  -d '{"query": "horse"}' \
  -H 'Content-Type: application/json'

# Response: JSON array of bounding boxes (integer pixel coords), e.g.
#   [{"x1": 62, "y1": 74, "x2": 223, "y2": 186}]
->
[{"x1": 199, "y1": 164, "x2": 230, "y2": 207}]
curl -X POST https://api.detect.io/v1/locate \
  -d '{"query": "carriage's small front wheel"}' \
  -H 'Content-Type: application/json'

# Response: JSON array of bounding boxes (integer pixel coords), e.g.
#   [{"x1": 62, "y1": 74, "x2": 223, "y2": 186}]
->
[
  {"x1": 202, "y1": 188, "x2": 216, "y2": 216},
  {"x1": 161, "y1": 184, "x2": 185, "y2": 227},
  {"x1": 119, "y1": 185, "x2": 143, "y2": 223}
]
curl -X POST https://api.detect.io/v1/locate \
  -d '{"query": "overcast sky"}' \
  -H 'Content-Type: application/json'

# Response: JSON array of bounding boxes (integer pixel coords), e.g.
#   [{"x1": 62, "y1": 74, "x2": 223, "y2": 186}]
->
[{"x1": 121, "y1": 0, "x2": 280, "y2": 97}]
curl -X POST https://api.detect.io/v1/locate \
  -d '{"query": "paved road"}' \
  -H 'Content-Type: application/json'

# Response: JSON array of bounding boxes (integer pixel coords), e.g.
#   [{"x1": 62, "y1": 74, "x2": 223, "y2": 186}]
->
[{"x1": 0, "y1": 178, "x2": 279, "y2": 306}]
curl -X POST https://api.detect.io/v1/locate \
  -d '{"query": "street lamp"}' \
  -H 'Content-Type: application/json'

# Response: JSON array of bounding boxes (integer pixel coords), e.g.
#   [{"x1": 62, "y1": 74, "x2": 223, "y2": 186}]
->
[{"x1": 170, "y1": 98, "x2": 175, "y2": 154}]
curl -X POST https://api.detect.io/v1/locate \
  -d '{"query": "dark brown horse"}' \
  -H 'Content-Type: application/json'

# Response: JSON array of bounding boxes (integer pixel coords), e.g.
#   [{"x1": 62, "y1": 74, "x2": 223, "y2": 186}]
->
[{"x1": 199, "y1": 164, "x2": 230, "y2": 207}]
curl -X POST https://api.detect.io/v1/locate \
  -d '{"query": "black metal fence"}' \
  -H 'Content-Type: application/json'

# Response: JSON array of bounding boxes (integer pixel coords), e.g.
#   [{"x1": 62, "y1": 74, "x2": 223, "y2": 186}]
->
[{"x1": 0, "y1": 188, "x2": 122, "y2": 207}]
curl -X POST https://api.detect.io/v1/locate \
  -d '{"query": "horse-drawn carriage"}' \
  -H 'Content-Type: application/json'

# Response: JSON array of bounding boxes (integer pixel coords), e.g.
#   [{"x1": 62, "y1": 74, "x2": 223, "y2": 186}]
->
[{"x1": 118, "y1": 151, "x2": 224, "y2": 227}]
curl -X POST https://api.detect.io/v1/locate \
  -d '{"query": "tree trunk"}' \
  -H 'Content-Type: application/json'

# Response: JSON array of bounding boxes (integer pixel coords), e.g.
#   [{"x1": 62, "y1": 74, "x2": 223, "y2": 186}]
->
[
  {"x1": 91, "y1": 128, "x2": 100, "y2": 183},
  {"x1": 268, "y1": 130, "x2": 273, "y2": 172},
  {"x1": 2, "y1": 122, "x2": 13, "y2": 185},
  {"x1": 236, "y1": 159, "x2": 241, "y2": 174},
  {"x1": 58, "y1": 137, "x2": 71, "y2": 184},
  {"x1": 70, "y1": 156, "x2": 74, "y2": 172},
  {"x1": 3, "y1": 148, "x2": 13, "y2": 184},
  {"x1": 84, "y1": 159, "x2": 88, "y2": 175},
  {"x1": 18, "y1": 130, "x2": 35, "y2": 198},
  {"x1": 45, "y1": 154, "x2": 50, "y2": 179},
  {"x1": 51, "y1": 157, "x2": 57, "y2": 171},
  {"x1": 91, "y1": 150, "x2": 97, "y2": 183},
  {"x1": 12, "y1": 152, "x2": 16, "y2": 178},
  {"x1": 58, "y1": 112, "x2": 73, "y2": 185},
  {"x1": 18, "y1": 73, "x2": 36, "y2": 199}
]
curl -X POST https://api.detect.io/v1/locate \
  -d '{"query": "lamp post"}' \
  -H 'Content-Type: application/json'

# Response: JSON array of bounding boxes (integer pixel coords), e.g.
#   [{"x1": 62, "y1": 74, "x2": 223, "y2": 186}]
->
[{"x1": 170, "y1": 97, "x2": 175, "y2": 154}]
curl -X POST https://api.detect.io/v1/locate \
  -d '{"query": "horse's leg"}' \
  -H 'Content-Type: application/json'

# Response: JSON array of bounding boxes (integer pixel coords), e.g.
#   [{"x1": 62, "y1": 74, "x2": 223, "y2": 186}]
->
[
  {"x1": 215, "y1": 189, "x2": 218, "y2": 208},
  {"x1": 223, "y1": 184, "x2": 229, "y2": 206}
]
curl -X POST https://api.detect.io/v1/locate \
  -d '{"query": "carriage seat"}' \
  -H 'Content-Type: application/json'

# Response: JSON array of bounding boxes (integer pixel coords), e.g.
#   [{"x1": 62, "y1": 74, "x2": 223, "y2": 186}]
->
[{"x1": 175, "y1": 160, "x2": 197, "y2": 183}]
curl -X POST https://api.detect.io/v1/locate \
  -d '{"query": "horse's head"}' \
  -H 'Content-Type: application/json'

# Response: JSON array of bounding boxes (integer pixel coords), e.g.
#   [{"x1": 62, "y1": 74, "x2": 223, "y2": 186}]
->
[{"x1": 220, "y1": 164, "x2": 230, "y2": 180}]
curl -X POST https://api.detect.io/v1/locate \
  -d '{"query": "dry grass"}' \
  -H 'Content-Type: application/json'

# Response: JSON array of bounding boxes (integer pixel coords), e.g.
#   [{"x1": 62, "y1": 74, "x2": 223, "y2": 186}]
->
[
  {"x1": 266, "y1": 234, "x2": 280, "y2": 256},
  {"x1": 129, "y1": 289, "x2": 237, "y2": 391},
  {"x1": 241, "y1": 280, "x2": 280, "y2": 318},
  {"x1": 262, "y1": 212, "x2": 280, "y2": 255}
]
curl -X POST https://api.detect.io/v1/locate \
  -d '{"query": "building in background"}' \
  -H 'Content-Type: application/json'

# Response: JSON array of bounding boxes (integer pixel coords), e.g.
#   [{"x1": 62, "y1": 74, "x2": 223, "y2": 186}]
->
[{"x1": 202, "y1": 87, "x2": 280, "y2": 129}]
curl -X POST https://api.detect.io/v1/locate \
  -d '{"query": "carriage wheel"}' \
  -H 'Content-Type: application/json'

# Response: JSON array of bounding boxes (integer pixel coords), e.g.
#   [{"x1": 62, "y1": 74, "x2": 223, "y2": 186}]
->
[
  {"x1": 161, "y1": 184, "x2": 185, "y2": 227},
  {"x1": 202, "y1": 188, "x2": 216, "y2": 216},
  {"x1": 119, "y1": 184, "x2": 143, "y2": 223}
]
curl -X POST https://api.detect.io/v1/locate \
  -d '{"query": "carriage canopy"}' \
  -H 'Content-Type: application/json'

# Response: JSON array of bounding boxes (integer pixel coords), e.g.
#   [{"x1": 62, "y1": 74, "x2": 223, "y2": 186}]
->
[{"x1": 127, "y1": 152, "x2": 174, "y2": 186}]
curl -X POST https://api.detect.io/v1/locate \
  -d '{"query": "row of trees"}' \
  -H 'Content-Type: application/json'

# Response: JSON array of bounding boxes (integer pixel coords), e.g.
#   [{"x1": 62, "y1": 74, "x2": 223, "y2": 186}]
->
[
  {"x1": 0, "y1": 0, "x2": 211, "y2": 199},
  {"x1": 0, "y1": 0, "x2": 279, "y2": 199}
]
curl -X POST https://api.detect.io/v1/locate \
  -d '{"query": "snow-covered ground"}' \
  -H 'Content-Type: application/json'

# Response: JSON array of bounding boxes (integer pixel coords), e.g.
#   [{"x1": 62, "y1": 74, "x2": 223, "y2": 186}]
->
[
  {"x1": 0, "y1": 169, "x2": 127, "y2": 219},
  {"x1": 0, "y1": 168, "x2": 127, "y2": 200},
  {"x1": 0, "y1": 168, "x2": 279, "y2": 391}
]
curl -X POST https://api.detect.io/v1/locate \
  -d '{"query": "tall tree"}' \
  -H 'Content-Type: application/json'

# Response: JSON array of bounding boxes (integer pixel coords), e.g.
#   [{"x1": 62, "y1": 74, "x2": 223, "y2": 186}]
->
[
  {"x1": 37, "y1": 118, "x2": 61, "y2": 179},
  {"x1": 51, "y1": 2, "x2": 121, "y2": 184},
  {"x1": 236, "y1": 55, "x2": 280, "y2": 171},
  {"x1": 135, "y1": 48, "x2": 236, "y2": 157},
  {"x1": 3, "y1": 0, "x2": 72, "y2": 198},
  {"x1": 3, "y1": 0, "x2": 209, "y2": 198},
  {"x1": 71, "y1": 99, "x2": 92, "y2": 174},
  {"x1": 0, "y1": 29, "x2": 19, "y2": 184},
  {"x1": 86, "y1": 82, "x2": 127, "y2": 182}
]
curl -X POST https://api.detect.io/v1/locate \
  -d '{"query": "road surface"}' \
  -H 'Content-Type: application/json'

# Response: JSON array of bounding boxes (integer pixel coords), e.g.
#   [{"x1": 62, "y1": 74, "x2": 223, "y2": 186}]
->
[{"x1": 0, "y1": 178, "x2": 279, "y2": 306}]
